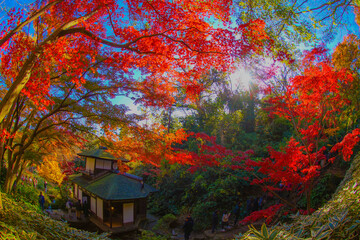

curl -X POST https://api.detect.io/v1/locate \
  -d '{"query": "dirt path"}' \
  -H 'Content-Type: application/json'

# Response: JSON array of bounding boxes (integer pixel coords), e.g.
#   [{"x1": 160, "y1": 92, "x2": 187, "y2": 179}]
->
[{"x1": 166, "y1": 224, "x2": 250, "y2": 240}]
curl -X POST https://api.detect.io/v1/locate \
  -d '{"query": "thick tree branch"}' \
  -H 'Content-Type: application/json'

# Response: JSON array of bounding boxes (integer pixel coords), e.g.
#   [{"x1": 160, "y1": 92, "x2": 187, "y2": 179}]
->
[
  {"x1": 0, "y1": 0, "x2": 63, "y2": 48},
  {"x1": 0, "y1": 5, "x2": 102, "y2": 124},
  {"x1": 58, "y1": 27, "x2": 224, "y2": 55}
]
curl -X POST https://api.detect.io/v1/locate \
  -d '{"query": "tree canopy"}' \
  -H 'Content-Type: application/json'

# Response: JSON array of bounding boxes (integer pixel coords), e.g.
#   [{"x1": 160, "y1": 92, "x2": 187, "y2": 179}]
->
[{"x1": 1, "y1": 1, "x2": 360, "y2": 233}]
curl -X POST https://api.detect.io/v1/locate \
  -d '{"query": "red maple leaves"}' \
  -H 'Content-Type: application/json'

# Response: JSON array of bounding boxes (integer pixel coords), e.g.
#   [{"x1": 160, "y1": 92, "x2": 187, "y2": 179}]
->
[
  {"x1": 0, "y1": 0, "x2": 272, "y2": 118},
  {"x1": 331, "y1": 128, "x2": 360, "y2": 162},
  {"x1": 240, "y1": 204, "x2": 284, "y2": 225}
]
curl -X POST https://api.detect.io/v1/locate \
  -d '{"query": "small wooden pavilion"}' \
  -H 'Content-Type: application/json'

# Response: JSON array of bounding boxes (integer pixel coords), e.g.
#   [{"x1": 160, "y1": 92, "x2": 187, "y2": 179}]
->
[{"x1": 71, "y1": 147, "x2": 157, "y2": 232}]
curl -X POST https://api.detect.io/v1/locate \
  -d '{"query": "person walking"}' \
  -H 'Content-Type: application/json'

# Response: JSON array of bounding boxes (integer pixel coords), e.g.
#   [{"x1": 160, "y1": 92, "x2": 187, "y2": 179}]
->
[
  {"x1": 83, "y1": 199, "x2": 89, "y2": 218},
  {"x1": 66, "y1": 199, "x2": 72, "y2": 217},
  {"x1": 38, "y1": 192, "x2": 45, "y2": 211},
  {"x1": 183, "y1": 214, "x2": 194, "y2": 240},
  {"x1": 44, "y1": 181, "x2": 48, "y2": 193},
  {"x1": 75, "y1": 200, "x2": 82, "y2": 220},
  {"x1": 221, "y1": 211, "x2": 231, "y2": 230},
  {"x1": 211, "y1": 210, "x2": 219, "y2": 233},
  {"x1": 232, "y1": 203, "x2": 241, "y2": 226}
]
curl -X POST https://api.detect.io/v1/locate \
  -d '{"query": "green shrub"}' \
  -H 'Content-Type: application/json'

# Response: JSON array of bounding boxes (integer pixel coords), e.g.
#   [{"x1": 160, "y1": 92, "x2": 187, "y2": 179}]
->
[
  {"x1": 0, "y1": 192, "x2": 110, "y2": 240},
  {"x1": 14, "y1": 184, "x2": 50, "y2": 209},
  {"x1": 153, "y1": 213, "x2": 177, "y2": 233},
  {"x1": 50, "y1": 195, "x2": 67, "y2": 210},
  {"x1": 139, "y1": 230, "x2": 168, "y2": 240},
  {"x1": 138, "y1": 161, "x2": 253, "y2": 231},
  {"x1": 191, "y1": 200, "x2": 217, "y2": 231}
]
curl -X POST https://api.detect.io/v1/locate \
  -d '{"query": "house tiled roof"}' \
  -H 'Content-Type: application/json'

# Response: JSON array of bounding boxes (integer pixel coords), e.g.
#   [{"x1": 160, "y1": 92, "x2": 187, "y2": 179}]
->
[
  {"x1": 77, "y1": 147, "x2": 129, "y2": 162},
  {"x1": 72, "y1": 173, "x2": 157, "y2": 200}
]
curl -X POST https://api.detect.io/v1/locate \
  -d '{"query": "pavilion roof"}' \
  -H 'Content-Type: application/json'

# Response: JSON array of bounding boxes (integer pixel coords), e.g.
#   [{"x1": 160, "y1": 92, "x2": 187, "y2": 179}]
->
[
  {"x1": 77, "y1": 147, "x2": 129, "y2": 162},
  {"x1": 71, "y1": 173, "x2": 157, "y2": 200}
]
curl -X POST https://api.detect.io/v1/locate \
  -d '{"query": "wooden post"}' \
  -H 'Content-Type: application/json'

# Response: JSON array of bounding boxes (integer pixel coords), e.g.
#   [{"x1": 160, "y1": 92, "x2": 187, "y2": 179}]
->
[{"x1": 109, "y1": 201, "x2": 113, "y2": 228}]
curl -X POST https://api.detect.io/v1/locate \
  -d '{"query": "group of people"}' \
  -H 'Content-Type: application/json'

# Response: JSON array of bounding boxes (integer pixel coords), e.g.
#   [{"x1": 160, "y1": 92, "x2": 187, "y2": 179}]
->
[
  {"x1": 182, "y1": 202, "x2": 244, "y2": 239},
  {"x1": 246, "y1": 196, "x2": 265, "y2": 216},
  {"x1": 38, "y1": 191, "x2": 56, "y2": 212},
  {"x1": 20, "y1": 175, "x2": 38, "y2": 188},
  {"x1": 21, "y1": 175, "x2": 48, "y2": 193},
  {"x1": 211, "y1": 202, "x2": 242, "y2": 234},
  {"x1": 66, "y1": 198, "x2": 89, "y2": 220}
]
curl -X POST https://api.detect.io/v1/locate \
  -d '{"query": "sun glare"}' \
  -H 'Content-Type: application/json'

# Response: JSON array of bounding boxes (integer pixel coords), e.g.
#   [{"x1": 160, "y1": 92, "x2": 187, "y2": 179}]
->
[{"x1": 229, "y1": 67, "x2": 254, "y2": 91}]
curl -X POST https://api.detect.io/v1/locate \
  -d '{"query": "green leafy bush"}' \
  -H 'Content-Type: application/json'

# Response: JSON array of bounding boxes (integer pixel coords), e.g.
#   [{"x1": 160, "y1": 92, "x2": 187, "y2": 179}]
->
[
  {"x1": 14, "y1": 183, "x2": 50, "y2": 208},
  {"x1": 191, "y1": 200, "x2": 217, "y2": 231},
  {"x1": 134, "y1": 161, "x2": 254, "y2": 231},
  {"x1": 0, "y1": 192, "x2": 110, "y2": 240},
  {"x1": 153, "y1": 213, "x2": 177, "y2": 234},
  {"x1": 139, "y1": 230, "x2": 168, "y2": 240}
]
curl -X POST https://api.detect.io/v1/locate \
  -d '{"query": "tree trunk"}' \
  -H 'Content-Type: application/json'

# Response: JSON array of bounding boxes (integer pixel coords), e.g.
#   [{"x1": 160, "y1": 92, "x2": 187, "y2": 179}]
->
[
  {"x1": 219, "y1": 123, "x2": 225, "y2": 145},
  {"x1": 3, "y1": 156, "x2": 21, "y2": 193},
  {"x1": 306, "y1": 188, "x2": 312, "y2": 214},
  {"x1": 0, "y1": 193, "x2": 3, "y2": 211},
  {"x1": 0, "y1": 57, "x2": 36, "y2": 124},
  {"x1": 167, "y1": 107, "x2": 172, "y2": 133},
  {"x1": 12, "y1": 164, "x2": 26, "y2": 192},
  {"x1": 3, "y1": 171, "x2": 17, "y2": 193}
]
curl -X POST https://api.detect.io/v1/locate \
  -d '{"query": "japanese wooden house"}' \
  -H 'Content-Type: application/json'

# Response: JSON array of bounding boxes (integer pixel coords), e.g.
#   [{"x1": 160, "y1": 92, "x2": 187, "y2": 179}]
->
[{"x1": 71, "y1": 147, "x2": 157, "y2": 232}]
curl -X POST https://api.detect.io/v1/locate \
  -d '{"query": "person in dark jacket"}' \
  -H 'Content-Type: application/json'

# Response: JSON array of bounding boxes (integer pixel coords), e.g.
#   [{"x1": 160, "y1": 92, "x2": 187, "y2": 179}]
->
[
  {"x1": 251, "y1": 197, "x2": 259, "y2": 212},
  {"x1": 232, "y1": 203, "x2": 241, "y2": 226},
  {"x1": 183, "y1": 214, "x2": 194, "y2": 240},
  {"x1": 211, "y1": 210, "x2": 219, "y2": 233},
  {"x1": 75, "y1": 200, "x2": 82, "y2": 220},
  {"x1": 246, "y1": 198, "x2": 252, "y2": 216},
  {"x1": 38, "y1": 192, "x2": 45, "y2": 211},
  {"x1": 83, "y1": 199, "x2": 89, "y2": 217}
]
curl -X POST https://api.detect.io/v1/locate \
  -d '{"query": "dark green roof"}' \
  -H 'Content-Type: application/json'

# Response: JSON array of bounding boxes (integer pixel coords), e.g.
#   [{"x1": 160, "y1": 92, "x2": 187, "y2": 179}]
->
[
  {"x1": 77, "y1": 148, "x2": 129, "y2": 162},
  {"x1": 72, "y1": 173, "x2": 157, "y2": 200}
]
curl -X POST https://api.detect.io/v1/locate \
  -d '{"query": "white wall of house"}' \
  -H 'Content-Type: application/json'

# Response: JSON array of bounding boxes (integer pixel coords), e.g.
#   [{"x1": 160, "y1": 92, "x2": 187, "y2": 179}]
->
[
  {"x1": 97, "y1": 198, "x2": 103, "y2": 220},
  {"x1": 86, "y1": 157, "x2": 95, "y2": 172},
  {"x1": 123, "y1": 202, "x2": 134, "y2": 224},
  {"x1": 91, "y1": 197, "x2": 96, "y2": 213},
  {"x1": 96, "y1": 159, "x2": 112, "y2": 170}
]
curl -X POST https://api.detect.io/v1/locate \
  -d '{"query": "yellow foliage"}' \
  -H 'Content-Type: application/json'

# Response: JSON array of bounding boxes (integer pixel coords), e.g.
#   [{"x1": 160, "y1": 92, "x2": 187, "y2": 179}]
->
[
  {"x1": 323, "y1": 127, "x2": 340, "y2": 137},
  {"x1": 37, "y1": 156, "x2": 65, "y2": 186}
]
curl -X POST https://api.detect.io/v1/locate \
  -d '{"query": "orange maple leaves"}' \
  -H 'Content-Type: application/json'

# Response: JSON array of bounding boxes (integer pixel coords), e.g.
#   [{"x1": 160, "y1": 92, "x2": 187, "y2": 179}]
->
[{"x1": 105, "y1": 123, "x2": 192, "y2": 167}]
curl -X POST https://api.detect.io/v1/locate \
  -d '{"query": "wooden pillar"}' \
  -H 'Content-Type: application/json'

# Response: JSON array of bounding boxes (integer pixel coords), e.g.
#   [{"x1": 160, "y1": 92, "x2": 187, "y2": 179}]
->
[
  {"x1": 134, "y1": 199, "x2": 137, "y2": 222},
  {"x1": 109, "y1": 201, "x2": 113, "y2": 228}
]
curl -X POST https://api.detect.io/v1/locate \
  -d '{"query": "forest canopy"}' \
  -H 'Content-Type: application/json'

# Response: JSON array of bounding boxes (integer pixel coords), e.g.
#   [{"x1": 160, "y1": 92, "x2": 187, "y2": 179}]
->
[{"x1": 0, "y1": 0, "x2": 360, "y2": 238}]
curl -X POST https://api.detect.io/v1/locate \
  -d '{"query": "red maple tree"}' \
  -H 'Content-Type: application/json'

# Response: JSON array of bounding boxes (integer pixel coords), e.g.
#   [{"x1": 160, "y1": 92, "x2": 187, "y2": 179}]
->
[
  {"x1": 171, "y1": 47, "x2": 360, "y2": 222},
  {"x1": 0, "y1": 0, "x2": 271, "y2": 125},
  {"x1": 244, "y1": 47, "x2": 359, "y2": 213}
]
